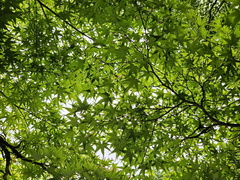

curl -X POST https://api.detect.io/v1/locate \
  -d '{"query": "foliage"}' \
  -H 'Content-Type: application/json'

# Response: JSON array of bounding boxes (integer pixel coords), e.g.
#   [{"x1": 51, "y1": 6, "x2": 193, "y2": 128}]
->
[{"x1": 0, "y1": 0, "x2": 240, "y2": 179}]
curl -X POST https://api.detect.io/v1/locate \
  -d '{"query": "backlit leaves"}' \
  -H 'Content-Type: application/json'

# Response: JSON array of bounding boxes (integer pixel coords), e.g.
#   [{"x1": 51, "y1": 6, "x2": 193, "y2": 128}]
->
[{"x1": 0, "y1": 0, "x2": 240, "y2": 179}]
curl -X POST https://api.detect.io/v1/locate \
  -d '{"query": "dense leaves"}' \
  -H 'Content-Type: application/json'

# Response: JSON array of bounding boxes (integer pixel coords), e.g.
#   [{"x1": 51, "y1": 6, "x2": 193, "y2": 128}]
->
[{"x1": 0, "y1": 0, "x2": 240, "y2": 179}]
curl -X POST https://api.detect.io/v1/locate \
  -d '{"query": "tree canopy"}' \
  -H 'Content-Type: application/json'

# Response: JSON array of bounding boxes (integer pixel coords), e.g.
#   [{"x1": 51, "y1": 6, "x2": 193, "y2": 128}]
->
[{"x1": 1, "y1": 0, "x2": 240, "y2": 179}]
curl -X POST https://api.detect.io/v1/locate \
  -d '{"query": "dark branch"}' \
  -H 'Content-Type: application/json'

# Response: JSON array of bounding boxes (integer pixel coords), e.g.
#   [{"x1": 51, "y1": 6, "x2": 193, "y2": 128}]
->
[
  {"x1": 36, "y1": 0, "x2": 94, "y2": 41},
  {"x1": 146, "y1": 62, "x2": 240, "y2": 128},
  {"x1": 208, "y1": 0, "x2": 225, "y2": 24},
  {"x1": 183, "y1": 121, "x2": 240, "y2": 140},
  {"x1": 143, "y1": 101, "x2": 184, "y2": 122},
  {"x1": 0, "y1": 90, "x2": 53, "y2": 126},
  {"x1": 0, "y1": 136, "x2": 47, "y2": 179},
  {"x1": 208, "y1": 0, "x2": 218, "y2": 24},
  {"x1": 183, "y1": 124, "x2": 214, "y2": 140},
  {"x1": 0, "y1": 143, "x2": 11, "y2": 180}
]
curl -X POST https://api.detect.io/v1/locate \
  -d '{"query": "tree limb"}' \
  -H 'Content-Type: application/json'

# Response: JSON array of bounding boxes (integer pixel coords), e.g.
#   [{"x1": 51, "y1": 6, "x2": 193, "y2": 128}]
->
[
  {"x1": 0, "y1": 143, "x2": 11, "y2": 180},
  {"x1": 147, "y1": 63, "x2": 240, "y2": 128},
  {"x1": 183, "y1": 124, "x2": 215, "y2": 140},
  {"x1": 36, "y1": 0, "x2": 94, "y2": 42},
  {"x1": 0, "y1": 136, "x2": 47, "y2": 179}
]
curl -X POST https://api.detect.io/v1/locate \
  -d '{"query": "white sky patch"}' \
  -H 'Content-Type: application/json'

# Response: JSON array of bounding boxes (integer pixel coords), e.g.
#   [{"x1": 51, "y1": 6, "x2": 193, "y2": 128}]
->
[{"x1": 96, "y1": 148, "x2": 123, "y2": 167}]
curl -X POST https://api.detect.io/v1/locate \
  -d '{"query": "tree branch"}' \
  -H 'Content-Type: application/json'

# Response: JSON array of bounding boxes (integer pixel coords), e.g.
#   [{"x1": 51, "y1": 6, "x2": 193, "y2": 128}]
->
[
  {"x1": 147, "y1": 62, "x2": 240, "y2": 128},
  {"x1": 0, "y1": 142, "x2": 11, "y2": 180},
  {"x1": 183, "y1": 124, "x2": 215, "y2": 140},
  {"x1": 143, "y1": 101, "x2": 184, "y2": 122},
  {"x1": 208, "y1": 0, "x2": 218, "y2": 24},
  {"x1": 36, "y1": 0, "x2": 94, "y2": 42},
  {"x1": 0, "y1": 136, "x2": 47, "y2": 179},
  {"x1": 0, "y1": 90, "x2": 53, "y2": 126}
]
